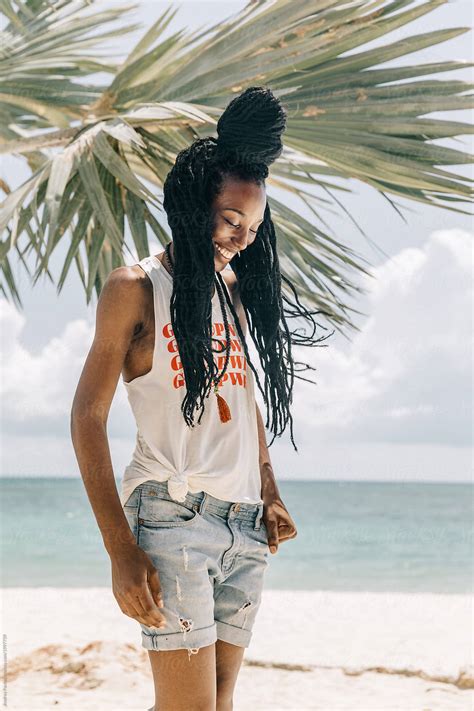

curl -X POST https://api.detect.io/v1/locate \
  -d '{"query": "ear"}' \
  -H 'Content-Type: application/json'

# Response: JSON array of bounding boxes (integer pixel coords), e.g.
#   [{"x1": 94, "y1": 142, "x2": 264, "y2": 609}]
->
[{"x1": 222, "y1": 270, "x2": 247, "y2": 338}]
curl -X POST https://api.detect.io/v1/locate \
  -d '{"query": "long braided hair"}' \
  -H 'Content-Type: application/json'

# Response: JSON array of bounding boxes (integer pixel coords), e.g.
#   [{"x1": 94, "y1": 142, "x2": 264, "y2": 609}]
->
[{"x1": 162, "y1": 86, "x2": 332, "y2": 451}]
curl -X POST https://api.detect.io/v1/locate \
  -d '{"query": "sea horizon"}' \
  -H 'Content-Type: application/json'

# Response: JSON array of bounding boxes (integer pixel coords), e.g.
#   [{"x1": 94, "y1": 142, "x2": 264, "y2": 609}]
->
[{"x1": 1, "y1": 478, "x2": 472, "y2": 593}]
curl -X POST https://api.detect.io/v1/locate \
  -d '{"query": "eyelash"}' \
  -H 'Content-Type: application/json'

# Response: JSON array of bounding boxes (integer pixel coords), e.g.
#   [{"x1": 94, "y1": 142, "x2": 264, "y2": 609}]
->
[{"x1": 224, "y1": 218, "x2": 259, "y2": 234}]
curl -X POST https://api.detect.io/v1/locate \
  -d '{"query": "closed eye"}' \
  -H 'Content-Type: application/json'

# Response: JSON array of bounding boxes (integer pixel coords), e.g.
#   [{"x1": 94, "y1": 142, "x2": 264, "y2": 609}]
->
[{"x1": 224, "y1": 218, "x2": 260, "y2": 234}]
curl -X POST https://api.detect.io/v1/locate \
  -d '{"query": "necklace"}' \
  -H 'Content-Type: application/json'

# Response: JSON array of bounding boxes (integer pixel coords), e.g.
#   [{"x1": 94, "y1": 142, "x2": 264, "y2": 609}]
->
[{"x1": 164, "y1": 241, "x2": 232, "y2": 424}]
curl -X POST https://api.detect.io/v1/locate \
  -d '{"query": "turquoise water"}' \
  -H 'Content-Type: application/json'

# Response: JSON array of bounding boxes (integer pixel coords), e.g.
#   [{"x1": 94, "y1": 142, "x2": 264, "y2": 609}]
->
[{"x1": 0, "y1": 478, "x2": 472, "y2": 592}]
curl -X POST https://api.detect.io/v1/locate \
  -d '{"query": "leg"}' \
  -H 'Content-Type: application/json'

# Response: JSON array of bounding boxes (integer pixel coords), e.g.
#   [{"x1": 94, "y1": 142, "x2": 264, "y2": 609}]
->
[
  {"x1": 134, "y1": 490, "x2": 219, "y2": 709},
  {"x1": 147, "y1": 643, "x2": 217, "y2": 711},
  {"x1": 215, "y1": 639, "x2": 245, "y2": 711}
]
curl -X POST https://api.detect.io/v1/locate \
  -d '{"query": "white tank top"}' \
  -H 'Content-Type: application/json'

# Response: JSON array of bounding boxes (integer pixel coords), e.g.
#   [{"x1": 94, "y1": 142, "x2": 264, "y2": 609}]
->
[{"x1": 119, "y1": 255, "x2": 263, "y2": 507}]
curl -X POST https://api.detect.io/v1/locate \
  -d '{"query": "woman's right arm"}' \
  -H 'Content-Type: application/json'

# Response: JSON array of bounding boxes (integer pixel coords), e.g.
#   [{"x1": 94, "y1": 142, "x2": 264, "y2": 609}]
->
[{"x1": 70, "y1": 267, "x2": 166, "y2": 629}]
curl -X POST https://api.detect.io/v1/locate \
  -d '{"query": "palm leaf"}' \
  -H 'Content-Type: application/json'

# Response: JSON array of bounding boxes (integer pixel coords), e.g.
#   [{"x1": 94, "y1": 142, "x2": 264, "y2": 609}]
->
[{"x1": 0, "y1": 0, "x2": 472, "y2": 335}]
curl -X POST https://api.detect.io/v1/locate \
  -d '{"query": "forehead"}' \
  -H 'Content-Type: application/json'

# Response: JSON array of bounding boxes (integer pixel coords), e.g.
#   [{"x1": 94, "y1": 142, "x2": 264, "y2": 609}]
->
[{"x1": 213, "y1": 176, "x2": 266, "y2": 214}]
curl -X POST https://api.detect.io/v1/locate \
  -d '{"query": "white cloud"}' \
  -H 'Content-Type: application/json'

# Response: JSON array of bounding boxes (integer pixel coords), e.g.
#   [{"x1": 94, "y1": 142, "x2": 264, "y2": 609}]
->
[
  {"x1": 0, "y1": 303, "x2": 96, "y2": 431},
  {"x1": 292, "y1": 228, "x2": 473, "y2": 447}
]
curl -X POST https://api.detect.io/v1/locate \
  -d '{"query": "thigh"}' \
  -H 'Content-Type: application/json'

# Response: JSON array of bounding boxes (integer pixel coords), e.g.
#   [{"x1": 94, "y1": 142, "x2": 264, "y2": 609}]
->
[
  {"x1": 215, "y1": 639, "x2": 245, "y2": 703},
  {"x1": 147, "y1": 643, "x2": 216, "y2": 711}
]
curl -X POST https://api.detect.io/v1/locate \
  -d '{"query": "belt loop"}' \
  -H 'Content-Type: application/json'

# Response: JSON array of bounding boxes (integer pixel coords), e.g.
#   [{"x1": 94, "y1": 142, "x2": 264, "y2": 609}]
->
[
  {"x1": 227, "y1": 502, "x2": 237, "y2": 520},
  {"x1": 254, "y1": 502, "x2": 264, "y2": 530},
  {"x1": 196, "y1": 492, "x2": 208, "y2": 516},
  {"x1": 137, "y1": 483, "x2": 143, "y2": 517}
]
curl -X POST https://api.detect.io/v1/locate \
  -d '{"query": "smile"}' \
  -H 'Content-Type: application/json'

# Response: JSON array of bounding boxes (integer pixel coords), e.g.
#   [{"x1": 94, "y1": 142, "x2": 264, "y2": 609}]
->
[{"x1": 214, "y1": 242, "x2": 237, "y2": 259}]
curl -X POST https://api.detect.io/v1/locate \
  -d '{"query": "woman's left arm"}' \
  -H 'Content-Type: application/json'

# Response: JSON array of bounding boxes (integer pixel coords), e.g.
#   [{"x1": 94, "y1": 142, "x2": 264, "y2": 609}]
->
[{"x1": 255, "y1": 401, "x2": 298, "y2": 553}]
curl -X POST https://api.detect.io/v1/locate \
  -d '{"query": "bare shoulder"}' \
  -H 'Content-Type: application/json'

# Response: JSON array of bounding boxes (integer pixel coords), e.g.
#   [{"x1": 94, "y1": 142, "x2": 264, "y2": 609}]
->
[
  {"x1": 101, "y1": 263, "x2": 150, "y2": 297},
  {"x1": 71, "y1": 264, "x2": 148, "y2": 420},
  {"x1": 104, "y1": 262, "x2": 147, "y2": 287},
  {"x1": 96, "y1": 264, "x2": 148, "y2": 331}
]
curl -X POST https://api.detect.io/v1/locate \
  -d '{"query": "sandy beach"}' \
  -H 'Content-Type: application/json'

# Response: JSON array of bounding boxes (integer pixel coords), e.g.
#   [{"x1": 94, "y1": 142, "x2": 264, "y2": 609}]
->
[{"x1": 2, "y1": 588, "x2": 472, "y2": 709}]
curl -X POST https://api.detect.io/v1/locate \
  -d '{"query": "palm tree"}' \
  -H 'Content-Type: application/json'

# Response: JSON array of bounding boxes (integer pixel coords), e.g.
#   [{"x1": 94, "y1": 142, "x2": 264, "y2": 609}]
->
[{"x1": 1, "y1": 0, "x2": 472, "y2": 338}]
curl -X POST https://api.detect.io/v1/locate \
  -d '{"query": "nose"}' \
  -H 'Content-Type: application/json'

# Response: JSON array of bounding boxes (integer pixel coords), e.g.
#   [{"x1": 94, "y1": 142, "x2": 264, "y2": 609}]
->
[{"x1": 233, "y1": 230, "x2": 252, "y2": 251}]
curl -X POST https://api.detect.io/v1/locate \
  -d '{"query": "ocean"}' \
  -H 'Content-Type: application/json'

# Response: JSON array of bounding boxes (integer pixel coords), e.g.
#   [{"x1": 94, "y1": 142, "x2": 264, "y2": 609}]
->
[{"x1": 1, "y1": 478, "x2": 471, "y2": 592}]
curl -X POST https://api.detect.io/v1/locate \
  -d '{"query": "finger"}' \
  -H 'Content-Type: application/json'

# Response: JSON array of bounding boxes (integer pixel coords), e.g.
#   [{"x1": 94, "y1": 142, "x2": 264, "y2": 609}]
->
[
  {"x1": 277, "y1": 522, "x2": 296, "y2": 541},
  {"x1": 138, "y1": 578, "x2": 167, "y2": 628},
  {"x1": 122, "y1": 579, "x2": 165, "y2": 628},
  {"x1": 277, "y1": 530, "x2": 297, "y2": 543},
  {"x1": 147, "y1": 567, "x2": 165, "y2": 609},
  {"x1": 130, "y1": 596, "x2": 157, "y2": 627},
  {"x1": 117, "y1": 593, "x2": 146, "y2": 623},
  {"x1": 133, "y1": 593, "x2": 166, "y2": 629},
  {"x1": 266, "y1": 520, "x2": 280, "y2": 553}
]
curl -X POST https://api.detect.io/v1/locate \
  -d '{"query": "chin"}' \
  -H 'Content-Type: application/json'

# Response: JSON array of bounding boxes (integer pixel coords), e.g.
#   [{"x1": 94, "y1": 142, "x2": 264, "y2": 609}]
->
[{"x1": 214, "y1": 253, "x2": 228, "y2": 268}]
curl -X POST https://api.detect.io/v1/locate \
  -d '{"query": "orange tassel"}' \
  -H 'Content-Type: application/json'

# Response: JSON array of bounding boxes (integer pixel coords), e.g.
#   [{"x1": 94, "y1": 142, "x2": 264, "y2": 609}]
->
[{"x1": 215, "y1": 391, "x2": 232, "y2": 423}]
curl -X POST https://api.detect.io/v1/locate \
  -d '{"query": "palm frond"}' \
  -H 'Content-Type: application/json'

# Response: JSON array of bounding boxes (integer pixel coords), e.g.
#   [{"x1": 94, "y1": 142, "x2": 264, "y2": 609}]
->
[{"x1": 0, "y1": 0, "x2": 472, "y2": 335}]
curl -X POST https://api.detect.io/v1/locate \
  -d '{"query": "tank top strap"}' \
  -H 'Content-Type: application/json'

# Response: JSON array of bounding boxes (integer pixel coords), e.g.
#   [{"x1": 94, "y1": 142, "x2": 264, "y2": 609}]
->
[
  {"x1": 134, "y1": 255, "x2": 150, "y2": 277},
  {"x1": 136, "y1": 255, "x2": 169, "y2": 290},
  {"x1": 137, "y1": 255, "x2": 157, "y2": 276}
]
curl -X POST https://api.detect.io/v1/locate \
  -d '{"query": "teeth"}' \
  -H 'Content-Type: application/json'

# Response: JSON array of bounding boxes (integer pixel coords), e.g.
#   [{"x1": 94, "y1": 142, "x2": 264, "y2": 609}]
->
[{"x1": 214, "y1": 242, "x2": 235, "y2": 259}]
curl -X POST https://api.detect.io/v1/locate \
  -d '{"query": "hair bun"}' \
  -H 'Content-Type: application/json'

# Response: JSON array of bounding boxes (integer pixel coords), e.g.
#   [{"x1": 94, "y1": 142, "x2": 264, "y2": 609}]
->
[{"x1": 215, "y1": 86, "x2": 287, "y2": 168}]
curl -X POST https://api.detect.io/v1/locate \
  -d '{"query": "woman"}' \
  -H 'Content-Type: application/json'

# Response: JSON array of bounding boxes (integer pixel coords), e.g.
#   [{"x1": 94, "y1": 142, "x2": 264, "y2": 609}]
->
[{"x1": 71, "y1": 86, "x2": 327, "y2": 710}]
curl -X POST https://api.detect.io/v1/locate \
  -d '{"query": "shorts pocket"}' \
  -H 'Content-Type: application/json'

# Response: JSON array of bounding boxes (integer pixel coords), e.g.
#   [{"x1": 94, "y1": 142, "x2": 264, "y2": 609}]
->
[
  {"x1": 256, "y1": 519, "x2": 269, "y2": 541},
  {"x1": 247, "y1": 520, "x2": 270, "y2": 555},
  {"x1": 123, "y1": 507, "x2": 139, "y2": 542},
  {"x1": 138, "y1": 494, "x2": 199, "y2": 528}
]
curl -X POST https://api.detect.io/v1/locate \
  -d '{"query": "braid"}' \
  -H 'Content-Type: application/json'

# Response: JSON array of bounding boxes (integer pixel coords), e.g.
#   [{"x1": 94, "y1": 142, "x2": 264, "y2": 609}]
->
[{"x1": 162, "y1": 86, "x2": 334, "y2": 450}]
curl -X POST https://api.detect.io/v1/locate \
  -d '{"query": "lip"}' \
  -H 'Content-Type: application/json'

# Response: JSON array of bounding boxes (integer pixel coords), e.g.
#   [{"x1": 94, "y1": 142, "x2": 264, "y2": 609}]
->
[{"x1": 214, "y1": 242, "x2": 237, "y2": 259}]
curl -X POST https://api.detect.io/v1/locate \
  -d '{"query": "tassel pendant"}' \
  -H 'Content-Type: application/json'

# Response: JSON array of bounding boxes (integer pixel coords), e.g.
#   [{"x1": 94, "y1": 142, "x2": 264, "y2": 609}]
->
[{"x1": 214, "y1": 382, "x2": 231, "y2": 423}]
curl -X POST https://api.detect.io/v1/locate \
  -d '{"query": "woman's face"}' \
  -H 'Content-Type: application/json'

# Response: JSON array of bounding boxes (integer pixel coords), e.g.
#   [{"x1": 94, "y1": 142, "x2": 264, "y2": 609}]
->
[{"x1": 210, "y1": 176, "x2": 267, "y2": 271}]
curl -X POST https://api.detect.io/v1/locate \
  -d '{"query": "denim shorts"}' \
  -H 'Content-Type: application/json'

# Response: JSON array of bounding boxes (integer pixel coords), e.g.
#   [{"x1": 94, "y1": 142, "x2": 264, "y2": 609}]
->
[{"x1": 122, "y1": 479, "x2": 270, "y2": 655}]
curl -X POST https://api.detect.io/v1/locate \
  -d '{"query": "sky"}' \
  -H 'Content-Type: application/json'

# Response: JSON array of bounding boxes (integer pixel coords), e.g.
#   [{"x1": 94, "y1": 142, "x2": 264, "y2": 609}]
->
[{"x1": 0, "y1": 0, "x2": 472, "y2": 483}]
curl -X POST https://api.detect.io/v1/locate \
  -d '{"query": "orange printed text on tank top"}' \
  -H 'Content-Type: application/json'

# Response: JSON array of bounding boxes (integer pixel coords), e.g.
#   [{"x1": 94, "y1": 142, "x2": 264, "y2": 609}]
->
[{"x1": 162, "y1": 320, "x2": 247, "y2": 390}]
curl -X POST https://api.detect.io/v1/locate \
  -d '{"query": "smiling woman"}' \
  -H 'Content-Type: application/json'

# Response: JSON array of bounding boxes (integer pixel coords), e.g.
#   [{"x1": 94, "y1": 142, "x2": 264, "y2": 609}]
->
[{"x1": 71, "y1": 85, "x2": 304, "y2": 711}]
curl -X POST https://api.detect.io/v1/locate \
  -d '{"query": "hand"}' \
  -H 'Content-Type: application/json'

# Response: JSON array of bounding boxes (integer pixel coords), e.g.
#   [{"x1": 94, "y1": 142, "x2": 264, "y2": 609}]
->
[
  {"x1": 262, "y1": 493, "x2": 298, "y2": 555},
  {"x1": 110, "y1": 542, "x2": 168, "y2": 629}
]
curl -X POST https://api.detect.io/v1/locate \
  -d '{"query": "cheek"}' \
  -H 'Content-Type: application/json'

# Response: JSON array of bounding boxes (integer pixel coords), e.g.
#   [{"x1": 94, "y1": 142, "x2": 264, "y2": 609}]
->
[{"x1": 212, "y1": 225, "x2": 233, "y2": 243}]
